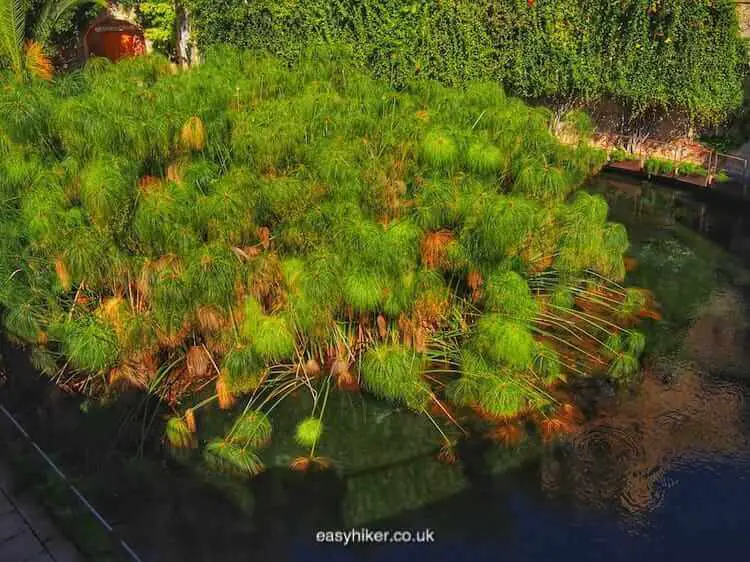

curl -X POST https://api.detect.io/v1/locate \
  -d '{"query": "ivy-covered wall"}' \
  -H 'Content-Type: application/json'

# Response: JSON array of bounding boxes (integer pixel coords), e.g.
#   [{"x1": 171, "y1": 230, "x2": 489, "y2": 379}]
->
[{"x1": 184, "y1": 0, "x2": 747, "y2": 125}]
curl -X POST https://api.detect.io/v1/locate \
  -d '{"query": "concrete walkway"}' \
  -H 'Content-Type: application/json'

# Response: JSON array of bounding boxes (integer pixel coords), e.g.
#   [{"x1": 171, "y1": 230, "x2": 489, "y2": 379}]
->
[{"x1": 0, "y1": 464, "x2": 83, "y2": 562}]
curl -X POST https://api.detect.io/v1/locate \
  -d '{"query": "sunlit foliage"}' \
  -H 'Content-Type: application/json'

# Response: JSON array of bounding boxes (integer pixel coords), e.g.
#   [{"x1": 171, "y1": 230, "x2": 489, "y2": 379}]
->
[
  {"x1": 186, "y1": 0, "x2": 746, "y2": 124},
  {"x1": 0, "y1": 50, "x2": 650, "y2": 476}
]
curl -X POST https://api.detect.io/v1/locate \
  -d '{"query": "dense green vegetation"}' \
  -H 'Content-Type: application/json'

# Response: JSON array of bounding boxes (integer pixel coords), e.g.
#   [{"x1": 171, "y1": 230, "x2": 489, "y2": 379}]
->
[
  {"x1": 644, "y1": 157, "x2": 677, "y2": 177},
  {"x1": 0, "y1": 50, "x2": 650, "y2": 476},
  {"x1": 185, "y1": 0, "x2": 746, "y2": 125},
  {"x1": 642, "y1": 158, "x2": 709, "y2": 179},
  {"x1": 0, "y1": 0, "x2": 103, "y2": 79},
  {"x1": 118, "y1": 0, "x2": 176, "y2": 55}
]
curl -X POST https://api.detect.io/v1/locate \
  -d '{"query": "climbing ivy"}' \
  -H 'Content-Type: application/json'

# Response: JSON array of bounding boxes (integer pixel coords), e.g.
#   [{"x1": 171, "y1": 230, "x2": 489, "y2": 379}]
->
[
  {"x1": 185, "y1": 0, "x2": 747, "y2": 125},
  {"x1": 185, "y1": 0, "x2": 495, "y2": 87}
]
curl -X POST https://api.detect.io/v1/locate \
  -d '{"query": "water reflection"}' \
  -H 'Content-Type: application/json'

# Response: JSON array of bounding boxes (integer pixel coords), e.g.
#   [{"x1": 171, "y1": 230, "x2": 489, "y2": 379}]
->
[
  {"x1": 534, "y1": 174, "x2": 750, "y2": 521},
  {"x1": 592, "y1": 173, "x2": 750, "y2": 266},
  {"x1": 685, "y1": 289, "x2": 750, "y2": 376},
  {"x1": 545, "y1": 369, "x2": 747, "y2": 516}
]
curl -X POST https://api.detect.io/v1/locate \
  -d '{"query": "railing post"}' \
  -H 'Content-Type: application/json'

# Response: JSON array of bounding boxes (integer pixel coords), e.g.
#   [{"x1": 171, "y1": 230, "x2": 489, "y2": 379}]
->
[
  {"x1": 708, "y1": 150, "x2": 716, "y2": 187},
  {"x1": 705, "y1": 151, "x2": 711, "y2": 187}
]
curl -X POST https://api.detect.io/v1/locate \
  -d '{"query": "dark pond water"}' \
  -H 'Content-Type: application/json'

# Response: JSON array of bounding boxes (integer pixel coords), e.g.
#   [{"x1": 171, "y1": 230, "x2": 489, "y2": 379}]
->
[{"x1": 2, "y1": 172, "x2": 750, "y2": 562}]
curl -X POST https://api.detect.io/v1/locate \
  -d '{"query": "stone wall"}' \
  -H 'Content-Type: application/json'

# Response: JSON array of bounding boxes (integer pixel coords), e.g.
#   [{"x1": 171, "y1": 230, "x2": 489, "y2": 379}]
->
[{"x1": 738, "y1": 4, "x2": 750, "y2": 38}]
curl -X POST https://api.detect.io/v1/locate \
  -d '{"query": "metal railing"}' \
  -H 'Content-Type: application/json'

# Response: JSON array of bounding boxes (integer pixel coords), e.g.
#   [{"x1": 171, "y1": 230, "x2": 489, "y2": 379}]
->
[
  {"x1": 0, "y1": 404, "x2": 143, "y2": 562},
  {"x1": 596, "y1": 132, "x2": 749, "y2": 193}
]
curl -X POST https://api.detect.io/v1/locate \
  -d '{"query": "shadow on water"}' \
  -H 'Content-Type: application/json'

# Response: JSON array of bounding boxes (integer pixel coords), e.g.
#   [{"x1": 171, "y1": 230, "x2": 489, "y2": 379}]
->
[{"x1": 3, "y1": 172, "x2": 750, "y2": 561}]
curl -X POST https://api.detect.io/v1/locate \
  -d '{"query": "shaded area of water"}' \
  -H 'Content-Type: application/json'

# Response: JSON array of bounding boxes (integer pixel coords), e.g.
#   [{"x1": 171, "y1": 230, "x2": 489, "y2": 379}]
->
[
  {"x1": 2, "y1": 172, "x2": 750, "y2": 561},
  {"x1": 598, "y1": 171, "x2": 750, "y2": 267}
]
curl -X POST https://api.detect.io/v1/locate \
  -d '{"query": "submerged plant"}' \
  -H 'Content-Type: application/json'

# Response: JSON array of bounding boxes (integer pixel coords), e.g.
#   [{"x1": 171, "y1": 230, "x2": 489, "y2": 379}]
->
[{"x1": 203, "y1": 440, "x2": 264, "y2": 477}]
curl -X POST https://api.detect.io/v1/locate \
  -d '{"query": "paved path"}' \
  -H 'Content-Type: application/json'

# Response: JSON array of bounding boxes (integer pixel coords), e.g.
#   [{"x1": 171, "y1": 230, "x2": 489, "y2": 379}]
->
[{"x1": 0, "y1": 464, "x2": 83, "y2": 562}]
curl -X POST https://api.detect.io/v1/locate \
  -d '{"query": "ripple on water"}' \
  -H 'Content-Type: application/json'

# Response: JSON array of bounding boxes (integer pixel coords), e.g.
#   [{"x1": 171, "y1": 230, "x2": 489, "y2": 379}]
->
[
  {"x1": 573, "y1": 424, "x2": 646, "y2": 464},
  {"x1": 618, "y1": 466, "x2": 678, "y2": 514},
  {"x1": 544, "y1": 371, "x2": 750, "y2": 516},
  {"x1": 652, "y1": 409, "x2": 688, "y2": 428},
  {"x1": 539, "y1": 424, "x2": 648, "y2": 511}
]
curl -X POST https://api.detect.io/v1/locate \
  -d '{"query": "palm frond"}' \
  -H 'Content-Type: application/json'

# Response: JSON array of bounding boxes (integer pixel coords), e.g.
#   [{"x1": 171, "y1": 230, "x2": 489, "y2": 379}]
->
[
  {"x1": 24, "y1": 40, "x2": 52, "y2": 80},
  {"x1": 0, "y1": 0, "x2": 25, "y2": 78},
  {"x1": 33, "y1": 0, "x2": 105, "y2": 46}
]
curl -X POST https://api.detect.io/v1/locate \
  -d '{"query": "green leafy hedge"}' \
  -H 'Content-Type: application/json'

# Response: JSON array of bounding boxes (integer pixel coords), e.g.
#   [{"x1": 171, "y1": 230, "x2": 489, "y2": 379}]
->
[{"x1": 185, "y1": 0, "x2": 746, "y2": 125}]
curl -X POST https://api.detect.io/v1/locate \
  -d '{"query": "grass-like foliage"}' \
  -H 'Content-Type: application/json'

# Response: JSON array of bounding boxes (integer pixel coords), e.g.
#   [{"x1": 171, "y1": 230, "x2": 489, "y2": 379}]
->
[
  {"x1": 644, "y1": 157, "x2": 677, "y2": 176},
  {"x1": 295, "y1": 417, "x2": 323, "y2": 448},
  {"x1": 484, "y1": 269, "x2": 538, "y2": 322},
  {"x1": 60, "y1": 316, "x2": 120, "y2": 373},
  {"x1": 449, "y1": 351, "x2": 545, "y2": 419},
  {"x1": 0, "y1": 50, "x2": 650, "y2": 477},
  {"x1": 165, "y1": 416, "x2": 194, "y2": 449},
  {"x1": 240, "y1": 297, "x2": 296, "y2": 361},
  {"x1": 421, "y1": 131, "x2": 459, "y2": 171},
  {"x1": 471, "y1": 315, "x2": 536, "y2": 370},
  {"x1": 361, "y1": 345, "x2": 429, "y2": 410},
  {"x1": 222, "y1": 345, "x2": 264, "y2": 394}
]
